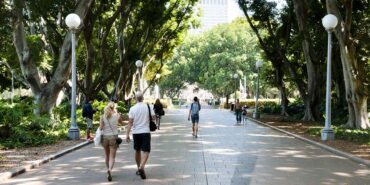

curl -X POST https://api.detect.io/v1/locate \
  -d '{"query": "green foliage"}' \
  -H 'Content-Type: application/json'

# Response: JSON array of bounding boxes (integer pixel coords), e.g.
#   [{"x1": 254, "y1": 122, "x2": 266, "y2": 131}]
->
[
  {"x1": 286, "y1": 99, "x2": 305, "y2": 118},
  {"x1": 163, "y1": 18, "x2": 262, "y2": 98},
  {"x1": 0, "y1": 100, "x2": 68, "y2": 149},
  {"x1": 260, "y1": 101, "x2": 280, "y2": 114},
  {"x1": 307, "y1": 126, "x2": 370, "y2": 145}
]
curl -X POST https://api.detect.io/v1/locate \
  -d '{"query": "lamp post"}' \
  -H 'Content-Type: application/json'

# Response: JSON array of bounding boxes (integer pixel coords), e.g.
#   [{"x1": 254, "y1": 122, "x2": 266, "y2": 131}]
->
[
  {"x1": 321, "y1": 14, "x2": 338, "y2": 141},
  {"x1": 135, "y1": 60, "x2": 143, "y2": 91},
  {"x1": 253, "y1": 60, "x2": 263, "y2": 119},
  {"x1": 233, "y1": 73, "x2": 238, "y2": 101},
  {"x1": 156, "y1": 73, "x2": 160, "y2": 99},
  {"x1": 66, "y1": 13, "x2": 81, "y2": 140}
]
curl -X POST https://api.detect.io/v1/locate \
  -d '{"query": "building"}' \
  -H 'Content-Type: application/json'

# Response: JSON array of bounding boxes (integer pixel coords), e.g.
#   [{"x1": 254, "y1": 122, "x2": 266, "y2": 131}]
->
[{"x1": 190, "y1": 0, "x2": 244, "y2": 34}]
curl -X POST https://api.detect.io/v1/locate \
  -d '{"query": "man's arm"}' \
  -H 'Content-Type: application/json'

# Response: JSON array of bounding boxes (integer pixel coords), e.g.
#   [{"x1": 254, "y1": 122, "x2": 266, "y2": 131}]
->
[{"x1": 126, "y1": 118, "x2": 133, "y2": 143}]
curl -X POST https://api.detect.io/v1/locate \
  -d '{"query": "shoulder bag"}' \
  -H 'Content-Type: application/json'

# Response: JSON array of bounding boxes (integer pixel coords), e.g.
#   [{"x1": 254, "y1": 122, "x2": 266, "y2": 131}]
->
[{"x1": 147, "y1": 104, "x2": 157, "y2": 131}]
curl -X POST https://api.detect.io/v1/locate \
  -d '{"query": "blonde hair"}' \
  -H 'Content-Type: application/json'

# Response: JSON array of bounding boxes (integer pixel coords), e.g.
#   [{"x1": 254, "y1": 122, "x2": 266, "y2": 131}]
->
[{"x1": 104, "y1": 102, "x2": 115, "y2": 119}]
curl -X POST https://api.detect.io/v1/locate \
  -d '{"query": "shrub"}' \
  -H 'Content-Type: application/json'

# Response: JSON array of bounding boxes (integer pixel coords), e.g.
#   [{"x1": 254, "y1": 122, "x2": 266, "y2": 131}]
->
[{"x1": 306, "y1": 126, "x2": 370, "y2": 145}]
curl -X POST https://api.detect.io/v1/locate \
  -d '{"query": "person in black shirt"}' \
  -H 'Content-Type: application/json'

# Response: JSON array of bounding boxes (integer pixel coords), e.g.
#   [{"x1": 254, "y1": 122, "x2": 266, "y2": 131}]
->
[
  {"x1": 82, "y1": 99, "x2": 97, "y2": 140},
  {"x1": 153, "y1": 99, "x2": 164, "y2": 130}
]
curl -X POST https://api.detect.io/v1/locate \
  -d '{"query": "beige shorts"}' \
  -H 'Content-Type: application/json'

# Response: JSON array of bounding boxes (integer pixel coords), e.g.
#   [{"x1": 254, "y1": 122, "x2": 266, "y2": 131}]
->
[
  {"x1": 101, "y1": 135, "x2": 118, "y2": 149},
  {"x1": 85, "y1": 118, "x2": 93, "y2": 129}
]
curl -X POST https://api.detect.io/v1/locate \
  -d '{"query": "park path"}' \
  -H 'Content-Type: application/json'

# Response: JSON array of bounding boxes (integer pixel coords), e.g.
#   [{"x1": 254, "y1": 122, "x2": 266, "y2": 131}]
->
[{"x1": 1, "y1": 107, "x2": 369, "y2": 185}]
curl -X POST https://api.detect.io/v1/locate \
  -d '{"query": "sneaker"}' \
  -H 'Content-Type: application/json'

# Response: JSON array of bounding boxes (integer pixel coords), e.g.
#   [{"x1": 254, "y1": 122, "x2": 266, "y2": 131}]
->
[
  {"x1": 138, "y1": 169, "x2": 146, "y2": 179},
  {"x1": 107, "y1": 171, "x2": 112, "y2": 181},
  {"x1": 195, "y1": 135, "x2": 198, "y2": 138}
]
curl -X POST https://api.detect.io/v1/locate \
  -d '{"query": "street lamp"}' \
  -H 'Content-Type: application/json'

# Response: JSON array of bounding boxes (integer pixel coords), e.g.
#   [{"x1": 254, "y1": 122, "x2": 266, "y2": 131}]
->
[
  {"x1": 321, "y1": 14, "x2": 338, "y2": 141},
  {"x1": 135, "y1": 60, "x2": 143, "y2": 91},
  {"x1": 156, "y1": 73, "x2": 160, "y2": 99},
  {"x1": 66, "y1": 13, "x2": 81, "y2": 140},
  {"x1": 253, "y1": 60, "x2": 263, "y2": 119},
  {"x1": 233, "y1": 73, "x2": 238, "y2": 101}
]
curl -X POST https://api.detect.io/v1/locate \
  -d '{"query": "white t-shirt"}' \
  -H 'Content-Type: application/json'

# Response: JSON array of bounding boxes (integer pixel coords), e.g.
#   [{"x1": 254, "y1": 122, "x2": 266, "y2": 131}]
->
[{"x1": 128, "y1": 102, "x2": 154, "y2": 134}]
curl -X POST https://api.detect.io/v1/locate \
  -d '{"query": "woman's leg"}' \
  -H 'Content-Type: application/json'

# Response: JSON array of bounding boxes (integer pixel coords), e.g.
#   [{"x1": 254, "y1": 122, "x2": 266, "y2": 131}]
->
[
  {"x1": 157, "y1": 116, "x2": 161, "y2": 130},
  {"x1": 108, "y1": 146, "x2": 117, "y2": 171},
  {"x1": 103, "y1": 145, "x2": 110, "y2": 169}
]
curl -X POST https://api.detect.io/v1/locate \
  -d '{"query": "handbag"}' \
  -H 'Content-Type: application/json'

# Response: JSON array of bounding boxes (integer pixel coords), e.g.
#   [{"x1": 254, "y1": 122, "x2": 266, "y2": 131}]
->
[
  {"x1": 94, "y1": 128, "x2": 102, "y2": 146},
  {"x1": 105, "y1": 116, "x2": 123, "y2": 146},
  {"x1": 147, "y1": 104, "x2": 157, "y2": 131},
  {"x1": 160, "y1": 109, "x2": 165, "y2": 116}
]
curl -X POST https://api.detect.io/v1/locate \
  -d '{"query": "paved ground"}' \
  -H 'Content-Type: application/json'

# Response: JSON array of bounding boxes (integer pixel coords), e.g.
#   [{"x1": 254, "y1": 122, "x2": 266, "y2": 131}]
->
[{"x1": 1, "y1": 108, "x2": 369, "y2": 185}]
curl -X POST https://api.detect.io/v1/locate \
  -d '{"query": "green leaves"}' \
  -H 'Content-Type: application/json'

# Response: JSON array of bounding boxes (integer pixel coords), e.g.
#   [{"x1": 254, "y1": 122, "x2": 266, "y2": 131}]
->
[{"x1": 163, "y1": 18, "x2": 261, "y2": 98}]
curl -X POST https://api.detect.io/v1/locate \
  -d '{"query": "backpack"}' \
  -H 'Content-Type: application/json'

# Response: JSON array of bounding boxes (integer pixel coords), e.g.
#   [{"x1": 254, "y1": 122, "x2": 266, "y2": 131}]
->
[{"x1": 191, "y1": 102, "x2": 201, "y2": 115}]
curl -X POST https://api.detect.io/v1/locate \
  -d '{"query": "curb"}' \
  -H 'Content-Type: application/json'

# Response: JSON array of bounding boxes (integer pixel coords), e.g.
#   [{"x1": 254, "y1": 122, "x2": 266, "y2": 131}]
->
[
  {"x1": 0, "y1": 140, "x2": 92, "y2": 182},
  {"x1": 247, "y1": 117, "x2": 370, "y2": 167}
]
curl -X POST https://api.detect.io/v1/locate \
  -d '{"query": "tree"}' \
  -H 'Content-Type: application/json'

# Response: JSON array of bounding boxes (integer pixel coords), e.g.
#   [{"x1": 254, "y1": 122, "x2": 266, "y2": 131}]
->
[
  {"x1": 326, "y1": 0, "x2": 369, "y2": 129},
  {"x1": 12, "y1": 0, "x2": 94, "y2": 115},
  {"x1": 164, "y1": 19, "x2": 262, "y2": 106}
]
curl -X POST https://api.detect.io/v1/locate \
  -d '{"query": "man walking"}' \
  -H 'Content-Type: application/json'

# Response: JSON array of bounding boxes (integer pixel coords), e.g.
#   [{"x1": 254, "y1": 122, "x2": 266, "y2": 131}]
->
[
  {"x1": 188, "y1": 96, "x2": 201, "y2": 138},
  {"x1": 126, "y1": 92, "x2": 154, "y2": 179},
  {"x1": 82, "y1": 99, "x2": 97, "y2": 140}
]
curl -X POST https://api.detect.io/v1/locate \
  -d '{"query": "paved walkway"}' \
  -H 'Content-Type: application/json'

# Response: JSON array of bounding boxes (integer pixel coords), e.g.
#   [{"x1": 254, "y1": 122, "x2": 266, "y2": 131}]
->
[{"x1": 1, "y1": 108, "x2": 369, "y2": 185}]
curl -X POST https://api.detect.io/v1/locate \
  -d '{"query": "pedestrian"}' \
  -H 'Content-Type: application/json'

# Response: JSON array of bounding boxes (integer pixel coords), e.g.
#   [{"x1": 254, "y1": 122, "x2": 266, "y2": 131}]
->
[
  {"x1": 235, "y1": 99, "x2": 242, "y2": 124},
  {"x1": 99, "y1": 102, "x2": 124, "y2": 181},
  {"x1": 82, "y1": 99, "x2": 97, "y2": 140},
  {"x1": 153, "y1": 99, "x2": 164, "y2": 130},
  {"x1": 188, "y1": 96, "x2": 201, "y2": 138},
  {"x1": 126, "y1": 92, "x2": 155, "y2": 179}
]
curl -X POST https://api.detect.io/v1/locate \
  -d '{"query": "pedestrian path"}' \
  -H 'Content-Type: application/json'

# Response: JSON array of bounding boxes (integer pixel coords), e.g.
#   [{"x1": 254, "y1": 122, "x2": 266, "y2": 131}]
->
[{"x1": 1, "y1": 108, "x2": 369, "y2": 185}]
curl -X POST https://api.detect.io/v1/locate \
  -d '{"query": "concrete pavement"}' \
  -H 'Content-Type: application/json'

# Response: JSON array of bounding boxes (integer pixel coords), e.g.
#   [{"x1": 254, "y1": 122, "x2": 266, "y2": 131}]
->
[{"x1": 1, "y1": 108, "x2": 369, "y2": 185}]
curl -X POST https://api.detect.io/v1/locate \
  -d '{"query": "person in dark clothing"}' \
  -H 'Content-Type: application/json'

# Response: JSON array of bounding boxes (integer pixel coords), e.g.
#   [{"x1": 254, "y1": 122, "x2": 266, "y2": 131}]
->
[
  {"x1": 82, "y1": 99, "x2": 97, "y2": 140},
  {"x1": 153, "y1": 99, "x2": 164, "y2": 130}
]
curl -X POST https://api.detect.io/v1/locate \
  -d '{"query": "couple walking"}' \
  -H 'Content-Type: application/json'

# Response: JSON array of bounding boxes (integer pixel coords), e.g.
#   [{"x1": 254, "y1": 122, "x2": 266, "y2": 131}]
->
[{"x1": 98, "y1": 92, "x2": 155, "y2": 181}]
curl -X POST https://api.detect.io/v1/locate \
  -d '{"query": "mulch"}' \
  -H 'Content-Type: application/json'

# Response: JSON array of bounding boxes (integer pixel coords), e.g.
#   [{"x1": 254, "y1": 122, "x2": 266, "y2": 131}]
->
[
  {"x1": 0, "y1": 140, "x2": 84, "y2": 173},
  {"x1": 256, "y1": 114, "x2": 370, "y2": 161}
]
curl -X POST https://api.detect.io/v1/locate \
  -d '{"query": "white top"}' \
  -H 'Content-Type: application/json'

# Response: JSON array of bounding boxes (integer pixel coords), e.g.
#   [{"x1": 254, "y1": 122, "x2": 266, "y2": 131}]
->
[
  {"x1": 128, "y1": 102, "x2": 154, "y2": 134},
  {"x1": 102, "y1": 113, "x2": 120, "y2": 136}
]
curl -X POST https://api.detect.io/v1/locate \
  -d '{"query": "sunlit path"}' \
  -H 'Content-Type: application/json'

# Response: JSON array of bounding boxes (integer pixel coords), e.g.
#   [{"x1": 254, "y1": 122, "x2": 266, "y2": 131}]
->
[{"x1": 1, "y1": 108, "x2": 369, "y2": 185}]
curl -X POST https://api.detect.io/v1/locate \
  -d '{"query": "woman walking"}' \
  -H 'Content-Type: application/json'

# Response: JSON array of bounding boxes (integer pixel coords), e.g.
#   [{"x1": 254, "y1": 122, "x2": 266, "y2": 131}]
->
[
  {"x1": 99, "y1": 102, "x2": 124, "y2": 181},
  {"x1": 153, "y1": 99, "x2": 164, "y2": 130},
  {"x1": 188, "y1": 97, "x2": 201, "y2": 138}
]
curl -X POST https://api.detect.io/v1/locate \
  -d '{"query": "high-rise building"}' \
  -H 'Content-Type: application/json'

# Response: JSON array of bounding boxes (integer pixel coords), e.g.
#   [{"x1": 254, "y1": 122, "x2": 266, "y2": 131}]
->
[{"x1": 190, "y1": 0, "x2": 244, "y2": 34}]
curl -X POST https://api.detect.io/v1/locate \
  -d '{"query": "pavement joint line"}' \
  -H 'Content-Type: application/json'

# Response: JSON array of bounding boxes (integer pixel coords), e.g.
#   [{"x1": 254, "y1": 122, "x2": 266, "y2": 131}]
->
[
  {"x1": 0, "y1": 140, "x2": 93, "y2": 182},
  {"x1": 246, "y1": 117, "x2": 370, "y2": 167},
  {"x1": 200, "y1": 133, "x2": 209, "y2": 185}
]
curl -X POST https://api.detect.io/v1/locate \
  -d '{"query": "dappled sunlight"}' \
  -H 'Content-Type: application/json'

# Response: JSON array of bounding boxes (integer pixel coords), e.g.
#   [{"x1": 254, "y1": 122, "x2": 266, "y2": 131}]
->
[
  {"x1": 316, "y1": 154, "x2": 347, "y2": 160},
  {"x1": 247, "y1": 133, "x2": 292, "y2": 138},
  {"x1": 275, "y1": 167, "x2": 300, "y2": 172},
  {"x1": 205, "y1": 148, "x2": 242, "y2": 155},
  {"x1": 332, "y1": 172, "x2": 353, "y2": 177},
  {"x1": 292, "y1": 154, "x2": 311, "y2": 159},
  {"x1": 354, "y1": 169, "x2": 370, "y2": 176},
  {"x1": 276, "y1": 150, "x2": 302, "y2": 156}
]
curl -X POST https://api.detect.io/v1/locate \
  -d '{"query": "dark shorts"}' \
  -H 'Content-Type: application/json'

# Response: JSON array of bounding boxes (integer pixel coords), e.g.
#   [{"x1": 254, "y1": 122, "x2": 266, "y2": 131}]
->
[
  {"x1": 191, "y1": 114, "x2": 199, "y2": 123},
  {"x1": 133, "y1": 133, "x2": 151, "y2": 152}
]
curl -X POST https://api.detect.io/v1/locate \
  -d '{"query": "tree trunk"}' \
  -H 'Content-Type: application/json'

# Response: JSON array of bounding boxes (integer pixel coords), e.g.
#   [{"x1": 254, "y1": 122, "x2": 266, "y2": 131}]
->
[
  {"x1": 12, "y1": 0, "x2": 94, "y2": 115},
  {"x1": 293, "y1": 0, "x2": 323, "y2": 121},
  {"x1": 275, "y1": 66, "x2": 289, "y2": 116},
  {"x1": 83, "y1": 7, "x2": 95, "y2": 101},
  {"x1": 326, "y1": 0, "x2": 369, "y2": 129}
]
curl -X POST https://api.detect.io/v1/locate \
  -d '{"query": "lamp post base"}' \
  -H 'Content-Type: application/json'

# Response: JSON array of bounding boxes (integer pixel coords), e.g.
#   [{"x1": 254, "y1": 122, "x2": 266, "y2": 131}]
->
[
  {"x1": 321, "y1": 129, "x2": 334, "y2": 141},
  {"x1": 68, "y1": 127, "x2": 80, "y2": 140},
  {"x1": 253, "y1": 112, "x2": 260, "y2": 119}
]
